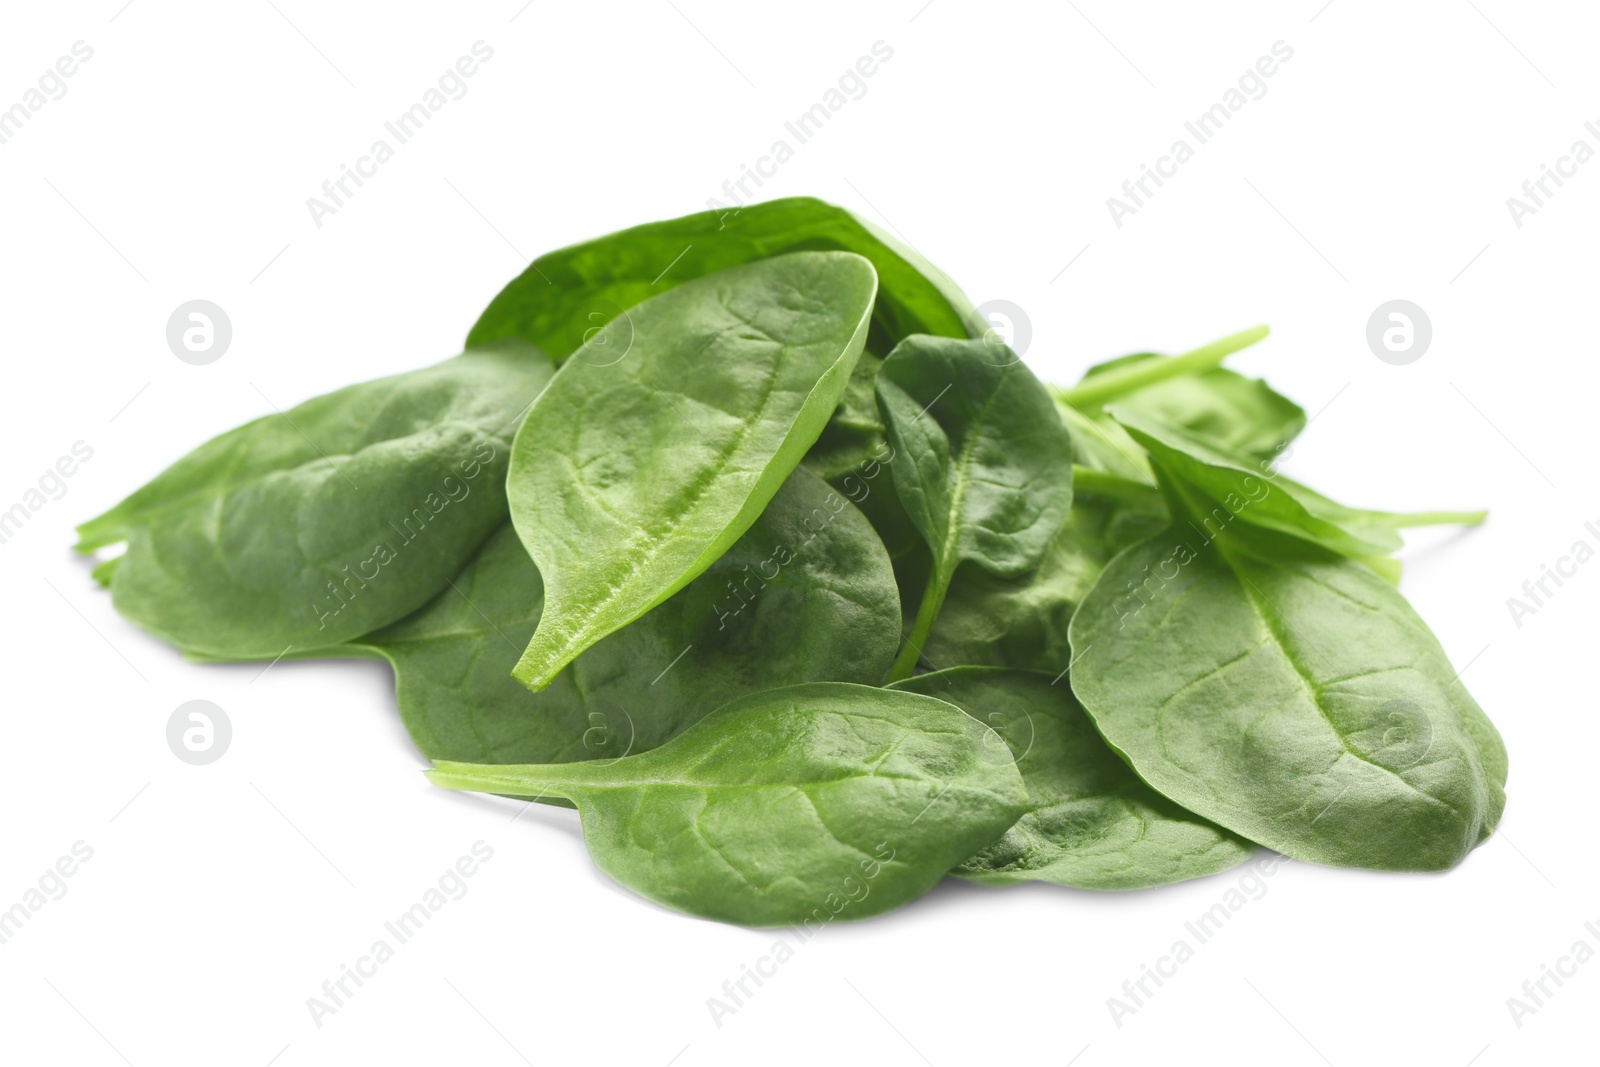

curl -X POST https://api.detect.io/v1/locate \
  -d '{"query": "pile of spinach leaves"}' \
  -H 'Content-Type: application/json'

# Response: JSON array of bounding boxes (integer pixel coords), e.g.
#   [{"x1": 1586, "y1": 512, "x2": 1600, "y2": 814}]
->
[{"x1": 79, "y1": 197, "x2": 1506, "y2": 927}]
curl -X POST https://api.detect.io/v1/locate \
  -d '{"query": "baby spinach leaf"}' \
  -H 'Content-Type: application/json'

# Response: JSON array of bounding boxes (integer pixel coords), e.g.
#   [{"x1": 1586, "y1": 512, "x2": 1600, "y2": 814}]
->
[
  {"x1": 466, "y1": 196, "x2": 977, "y2": 361},
  {"x1": 1068, "y1": 521, "x2": 1508, "y2": 871},
  {"x1": 1050, "y1": 326, "x2": 1284, "y2": 488},
  {"x1": 359, "y1": 468, "x2": 901, "y2": 765},
  {"x1": 1111, "y1": 408, "x2": 1485, "y2": 561},
  {"x1": 428, "y1": 682, "x2": 1029, "y2": 926},
  {"x1": 874, "y1": 336, "x2": 1075, "y2": 681},
  {"x1": 1057, "y1": 404, "x2": 1154, "y2": 487},
  {"x1": 75, "y1": 346, "x2": 555, "y2": 659},
  {"x1": 465, "y1": 197, "x2": 984, "y2": 487},
  {"x1": 507, "y1": 251, "x2": 878, "y2": 689},
  {"x1": 1076, "y1": 352, "x2": 1305, "y2": 463},
  {"x1": 892, "y1": 668, "x2": 1257, "y2": 889},
  {"x1": 923, "y1": 498, "x2": 1148, "y2": 674}
]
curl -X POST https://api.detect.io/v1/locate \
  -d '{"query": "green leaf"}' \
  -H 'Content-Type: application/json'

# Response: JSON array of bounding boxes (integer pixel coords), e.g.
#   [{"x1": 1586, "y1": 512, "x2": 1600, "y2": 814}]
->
[
  {"x1": 924, "y1": 497, "x2": 1156, "y2": 674},
  {"x1": 507, "y1": 251, "x2": 878, "y2": 689},
  {"x1": 892, "y1": 667, "x2": 1257, "y2": 889},
  {"x1": 465, "y1": 197, "x2": 982, "y2": 487},
  {"x1": 76, "y1": 347, "x2": 554, "y2": 658},
  {"x1": 1050, "y1": 326, "x2": 1285, "y2": 486},
  {"x1": 1111, "y1": 408, "x2": 1486, "y2": 562},
  {"x1": 1078, "y1": 352, "x2": 1305, "y2": 463},
  {"x1": 874, "y1": 336, "x2": 1075, "y2": 681},
  {"x1": 1056, "y1": 404, "x2": 1154, "y2": 486},
  {"x1": 466, "y1": 196, "x2": 978, "y2": 360},
  {"x1": 360, "y1": 467, "x2": 901, "y2": 764},
  {"x1": 1068, "y1": 523, "x2": 1508, "y2": 871},
  {"x1": 429, "y1": 682, "x2": 1029, "y2": 927}
]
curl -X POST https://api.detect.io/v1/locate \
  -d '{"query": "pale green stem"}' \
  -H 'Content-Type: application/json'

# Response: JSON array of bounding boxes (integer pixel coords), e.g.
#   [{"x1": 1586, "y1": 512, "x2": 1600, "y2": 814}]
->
[
  {"x1": 1070, "y1": 466, "x2": 1166, "y2": 511},
  {"x1": 884, "y1": 564, "x2": 949, "y2": 684},
  {"x1": 1372, "y1": 510, "x2": 1488, "y2": 529},
  {"x1": 1052, "y1": 325, "x2": 1270, "y2": 409}
]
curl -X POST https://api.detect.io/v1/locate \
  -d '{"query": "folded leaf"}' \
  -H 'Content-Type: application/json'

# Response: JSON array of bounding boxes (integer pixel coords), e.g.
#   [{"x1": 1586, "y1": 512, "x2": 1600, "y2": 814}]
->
[
  {"x1": 429, "y1": 682, "x2": 1029, "y2": 926},
  {"x1": 875, "y1": 336, "x2": 1074, "y2": 680},
  {"x1": 1113, "y1": 408, "x2": 1405, "y2": 558},
  {"x1": 76, "y1": 346, "x2": 554, "y2": 658},
  {"x1": 508, "y1": 251, "x2": 878, "y2": 688},
  {"x1": 893, "y1": 667, "x2": 1257, "y2": 889}
]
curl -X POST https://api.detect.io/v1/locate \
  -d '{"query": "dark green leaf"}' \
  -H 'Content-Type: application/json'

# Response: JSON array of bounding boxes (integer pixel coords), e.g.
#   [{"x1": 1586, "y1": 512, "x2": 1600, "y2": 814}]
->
[
  {"x1": 892, "y1": 667, "x2": 1257, "y2": 889},
  {"x1": 76, "y1": 347, "x2": 554, "y2": 658},
  {"x1": 362, "y1": 468, "x2": 901, "y2": 764},
  {"x1": 1112, "y1": 408, "x2": 1490, "y2": 571},
  {"x1": 924, "y1": 499, "x2": 1144, "y2": 673},
  {"x1": 874, "y1": 336, "x2": 1075, "y2": 680},
  {"x1": 1069, "y1": 523, "x2": 1508, "y2": 871},
  {"x1": 466, "y1": 196, "x2": 977, "y2": 360},
  {"x1": 429, "y1": 682, "x2": 1028, "y2": 926}
]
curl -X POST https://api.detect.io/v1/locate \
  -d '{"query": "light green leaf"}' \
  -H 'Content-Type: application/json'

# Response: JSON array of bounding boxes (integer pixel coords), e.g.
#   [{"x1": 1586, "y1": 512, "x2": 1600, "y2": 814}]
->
[
  {"x1": 1050, "y1": 326, "x2": 1283, "y2": 486},
  {"x1": 1076, "y1": 352, "x2": 1305, "y2": 463},
  {"x1": 507, "y1": 251, "x2": 878, "y2": 689}
]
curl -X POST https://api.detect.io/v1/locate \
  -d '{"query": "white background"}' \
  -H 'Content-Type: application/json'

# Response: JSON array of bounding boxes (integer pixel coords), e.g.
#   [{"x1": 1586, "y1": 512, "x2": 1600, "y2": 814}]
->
[{"x1": 0, "y1": 1, "x2": 1592, "y2": 1064}]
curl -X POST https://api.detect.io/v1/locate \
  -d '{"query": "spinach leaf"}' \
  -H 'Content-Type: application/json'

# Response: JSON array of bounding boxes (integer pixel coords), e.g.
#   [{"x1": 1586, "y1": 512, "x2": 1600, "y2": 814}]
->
[
  {"x1": 1070, "y1": 353, "x2": 1305, "y2": 464},
  {"x1": 874, "y1": 336, "x2": 1075, "y2": 681},
  {"x1": 1112, "y1": 408, "x2": 1485, "y2": 562},
  {"x1": 466, "y1": 196, "x2": 977, "y2": 361},
  {"x1": 465, "y1": 197, "x2": 982, "y2": 486},
  {"x1": 75, "y1": 346, "x2": 554, "y2": 659},
  {"x1": 1068, "y1": 521, "x2": 1508, "y2": 871},
  {"x1": 1057, "y1": 404, "x2": 1154, "y2": 487},
  {"x1": 1049, "y1": 326, "x2": 1286, "y2": 488},
  {"x1": 428, "y1": 682, "x2": 1028, "y2": 926},
  {"x1": 360, "y1": 467, "x2": 900, "y2": 764},
  {"x1": 922, "y1": 496, "x2": 1157, "y2": 674},
  {"x1": 892, "y1": 667, "x2": 1257, "y2": 889},
  {"x1": 506, "y1": 251, "x2": 878, "y2": 689}
]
